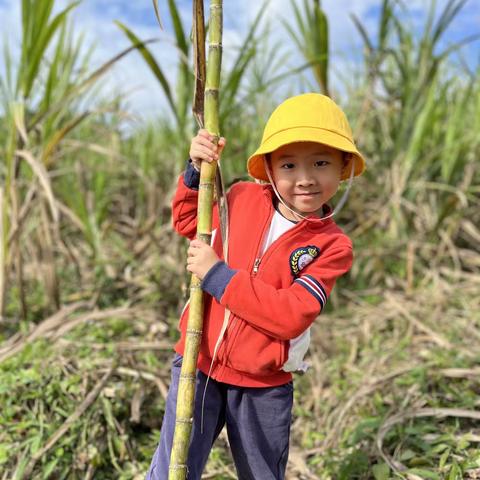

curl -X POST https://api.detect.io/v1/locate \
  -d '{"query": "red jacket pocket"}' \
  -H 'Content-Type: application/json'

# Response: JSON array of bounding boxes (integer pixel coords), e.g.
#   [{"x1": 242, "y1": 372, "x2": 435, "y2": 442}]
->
[{"x1": 224, "y1": 319, "x2": 287, "y2": 375}]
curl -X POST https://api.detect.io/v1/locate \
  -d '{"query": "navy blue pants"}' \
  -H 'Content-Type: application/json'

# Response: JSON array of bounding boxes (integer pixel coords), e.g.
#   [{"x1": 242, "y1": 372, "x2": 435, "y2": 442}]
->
[{"x1": 146, "y1": 353, "x2": 293, "y2": 480}]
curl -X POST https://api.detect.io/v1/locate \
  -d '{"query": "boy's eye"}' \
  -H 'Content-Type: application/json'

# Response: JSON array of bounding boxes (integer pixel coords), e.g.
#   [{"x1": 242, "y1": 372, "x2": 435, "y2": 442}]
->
[
  {"x1": 314, "y1": 160, "x2": 329, "y2": 167},
  {"x1": 280, "y1": 163, "x2": 295, "y2": 169}
]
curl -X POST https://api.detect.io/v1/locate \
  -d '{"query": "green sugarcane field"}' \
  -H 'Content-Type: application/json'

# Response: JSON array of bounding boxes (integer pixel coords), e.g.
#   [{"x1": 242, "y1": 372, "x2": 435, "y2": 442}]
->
[{"x1": 0, "y1": 0, "x2": 479, "y2": 479}]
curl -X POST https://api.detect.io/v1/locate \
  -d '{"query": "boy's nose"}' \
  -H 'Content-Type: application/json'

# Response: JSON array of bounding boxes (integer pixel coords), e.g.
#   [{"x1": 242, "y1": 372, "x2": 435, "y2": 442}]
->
[{"x1": 297, "y1": 172, "x2": 316, "y2": 187}]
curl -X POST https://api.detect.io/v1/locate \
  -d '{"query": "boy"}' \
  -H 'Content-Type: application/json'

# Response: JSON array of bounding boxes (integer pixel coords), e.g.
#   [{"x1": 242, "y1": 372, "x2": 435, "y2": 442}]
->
[{"x1": 146, "y1": 93, "x2": 366, "y2": 479}]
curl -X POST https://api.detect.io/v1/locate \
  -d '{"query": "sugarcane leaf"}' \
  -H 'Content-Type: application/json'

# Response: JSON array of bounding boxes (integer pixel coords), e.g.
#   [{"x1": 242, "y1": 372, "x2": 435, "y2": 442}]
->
[
  {"x1": 223, "y1": 47, "x2": 255, "y2": 101},
  {"x1": 15, "y1": 150, "x2": 59, "y2": 222},
  {"x1": 291, "y1": 0, "x2": 306, "y2": 40},
  {"x1": 422, "y1": 0, "x2": 436, "y2": 44},
  {"x1": 305, "y1": 0, "x2": 315, "y2": 28},
  {"x1": 441, "y1": 84, "x2": 472, "y2": 182},
  {"x1": 42, "y1": 112, "x2": 91, "y2": 167},
  {"x1": 268, "y1": 59, "x2": 322, "y2": 87},
  {"x1": 167, "y1": 0, "x2": 193, "y2": 131},
  {"x1": 167, "y1": 0, "x2": 188, "y2": 55},
  {"x1": 403, "y1": 79, "x2": 438, "y2": 180},
  {"x1": 34, "y1": 0, "x2": 55, "y2": 37},
  {"x1": 350, "y1": 13, "x2": 373, "y2": 54},
  {"x1": 378, "y1": 0, "x2": 393, "y2": 52},
  {"x1": 432, "y1": 0, "x2": 467, "y2": 46},
  {"x1": 312, "y1": 1, "x2": 329, "y2": 94},
  {"x1": 282, "y1": 21, "x2": 303, "y2": 52},
  {"x1": 114, "y1": 21, "x2": 178, "y2": 118},
  {"x1": 151, "y1": 0, "x2": 164, "y2": 30},
  {"x1": 30, "y1": 38, "x2": 159, "y2": 130},
  {"x1": 23, "y1": 1, "x2": 81, "y2": 98},
  {"x1": 43, "y1": 24, "x2": 65, "y2": 109},
  {"x1": 11, "y1": 103, "x2": 28, "y2": 146},
  {"x1": 228, "y1": 0, "x2": 268, "y2": 74},
  {"x1": 1, "y1": 37, "x2": 13, "y2": 102},
  {"x1": 21, "y1": 0, "x2": 29, "y2": 49},
  {"x1": 437, "y1": 33, "x2": 480, "y2": 61},
  {"x1": 221, "y1": 0, "x2": 267, "y2": 107}
]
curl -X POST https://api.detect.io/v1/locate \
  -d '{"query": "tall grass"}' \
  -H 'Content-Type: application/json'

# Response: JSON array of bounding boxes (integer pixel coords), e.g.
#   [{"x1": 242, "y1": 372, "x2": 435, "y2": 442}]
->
[
  {"x1": 339, "y1": 0, "x2": 480, "y2": 293},
  {"x1": 0, "y1": 0, "x2": 158, "y2": 321}
]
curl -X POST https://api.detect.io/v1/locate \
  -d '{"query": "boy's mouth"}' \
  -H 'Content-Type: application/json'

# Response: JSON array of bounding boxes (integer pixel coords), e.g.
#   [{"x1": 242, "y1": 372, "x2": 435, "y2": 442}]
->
[{"x1": 295, "y1": 192, "x2": 321, "y2": 196}]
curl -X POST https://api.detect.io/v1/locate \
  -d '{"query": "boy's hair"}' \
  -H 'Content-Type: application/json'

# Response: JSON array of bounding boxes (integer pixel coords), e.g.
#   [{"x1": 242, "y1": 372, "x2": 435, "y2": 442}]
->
[{"x1": 247, "y1": 93, "x2": 366, "y2": 183}]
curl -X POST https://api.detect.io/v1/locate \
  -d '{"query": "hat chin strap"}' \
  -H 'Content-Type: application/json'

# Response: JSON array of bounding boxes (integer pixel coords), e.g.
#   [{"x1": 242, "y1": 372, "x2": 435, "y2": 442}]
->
[{"x1": 263, "y1": 156, "x2": 356, "y2": 222}]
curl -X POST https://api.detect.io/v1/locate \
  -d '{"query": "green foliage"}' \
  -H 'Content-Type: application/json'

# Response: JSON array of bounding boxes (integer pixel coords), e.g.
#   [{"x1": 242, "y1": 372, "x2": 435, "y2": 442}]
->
[
  {"x1": 116, "y1": 0, "x2": 272, "y2": 177},
  {"x1": 283, "y1": 0, "x2": 330, "y2": 94}
]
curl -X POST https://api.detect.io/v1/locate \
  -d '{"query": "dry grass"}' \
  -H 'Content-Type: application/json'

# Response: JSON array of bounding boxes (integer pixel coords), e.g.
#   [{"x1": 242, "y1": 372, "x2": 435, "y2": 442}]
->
[{"x1": 1, "y1": 263, "x2": 479, "y2": 479}]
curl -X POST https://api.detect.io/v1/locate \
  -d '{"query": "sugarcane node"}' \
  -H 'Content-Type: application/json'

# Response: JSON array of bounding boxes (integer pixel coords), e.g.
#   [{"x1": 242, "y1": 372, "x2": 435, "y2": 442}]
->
[
  {"x1": 208, "y1": 43, "x2": 223, "y2": 49},
  {"x1": 197, "y1": 233, "x2": 211, "y2": 243},
  {"x1": 179, "y1": 373, "x2": 197, "y2": 381},
  {"x1": 199, "y1": 182, "x2": 214, "y2": 190},
  {"x1": 204, "y1": 88, "x2": 219, "y2": 99},
  {"x1": 169, "y1": 464, "x2": 188, "y2": 470},
  {"x1": 175, "y1": 417, "x2": 194, "y2": 424},
  {"x1": 189, "y1": 284, "x2": 202, "y2": 292},
  {"x1": 186, "y1": 328, "x2": 203, "y2": 336}
]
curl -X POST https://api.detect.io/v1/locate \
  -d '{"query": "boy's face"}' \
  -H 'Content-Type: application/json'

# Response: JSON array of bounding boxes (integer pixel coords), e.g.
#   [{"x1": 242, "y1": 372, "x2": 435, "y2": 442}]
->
[{"x1": 269, "y1": 141, "x2": 345, "y2": 220}]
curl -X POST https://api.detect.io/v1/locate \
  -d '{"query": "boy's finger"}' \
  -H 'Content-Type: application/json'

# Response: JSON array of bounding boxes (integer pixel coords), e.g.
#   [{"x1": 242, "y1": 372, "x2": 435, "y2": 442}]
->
[
  {"x1": 198, "y1": 129, "x2": 215, "y2": 141},
  {"x1": 192, "y1": 238, "x2": 207, "y2": 247},
  {"x1": 191, "y1": 147, "x2": 216, "y2": 161},
  {"x1": 195, "y1": 137, "x2": 216, "y2": 150}
]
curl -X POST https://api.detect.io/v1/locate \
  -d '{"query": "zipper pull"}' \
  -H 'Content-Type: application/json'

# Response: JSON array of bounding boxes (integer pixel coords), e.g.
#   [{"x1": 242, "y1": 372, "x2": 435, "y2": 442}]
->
[{"x1": 253, "y1": 258, "x2": 261, "y2": 274}]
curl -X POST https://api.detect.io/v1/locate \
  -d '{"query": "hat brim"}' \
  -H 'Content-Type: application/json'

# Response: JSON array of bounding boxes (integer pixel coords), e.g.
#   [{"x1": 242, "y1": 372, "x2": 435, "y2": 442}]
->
[{"x1": 247, "y1": 126, "x2": 366, "y2": 182}]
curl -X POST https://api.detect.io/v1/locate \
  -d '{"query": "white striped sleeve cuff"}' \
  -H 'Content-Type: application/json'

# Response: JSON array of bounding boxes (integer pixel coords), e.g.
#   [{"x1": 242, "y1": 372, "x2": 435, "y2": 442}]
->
[{"x1": 294, "y1": 274, "x2": 327, "y2": 308}]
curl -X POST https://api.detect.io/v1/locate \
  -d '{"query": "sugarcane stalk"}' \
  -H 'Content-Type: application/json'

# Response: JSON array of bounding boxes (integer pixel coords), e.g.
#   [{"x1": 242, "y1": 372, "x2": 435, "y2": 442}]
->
[{"x1": 168, "y1": 1, "x2": 222, "y2": 479}]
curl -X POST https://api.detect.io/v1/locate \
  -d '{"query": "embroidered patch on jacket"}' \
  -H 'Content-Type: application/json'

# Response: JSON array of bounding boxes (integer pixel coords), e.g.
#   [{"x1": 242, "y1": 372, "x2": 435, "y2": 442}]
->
[
  {"x1": 289, "y1": 245, "x2": 320, "y2": 277},
  {"x1": 294, "y1": 274, "x2": 327, "y2": 308}
]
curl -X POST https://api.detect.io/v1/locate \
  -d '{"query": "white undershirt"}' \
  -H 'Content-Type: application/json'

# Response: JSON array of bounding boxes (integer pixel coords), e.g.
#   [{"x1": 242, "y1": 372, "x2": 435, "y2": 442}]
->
[
  {"x1": 260, "y1": 209, "x2": 297, "y2": 256},
  {"x1": 260, "y1": 208, "x2": 311, "y2": 373}
]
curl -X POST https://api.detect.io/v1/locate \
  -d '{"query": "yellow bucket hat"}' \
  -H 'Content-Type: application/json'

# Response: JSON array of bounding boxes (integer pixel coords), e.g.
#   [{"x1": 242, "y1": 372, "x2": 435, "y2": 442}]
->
[{"x1": 247, "y1": 93, "x2": 366, "y2": 182}]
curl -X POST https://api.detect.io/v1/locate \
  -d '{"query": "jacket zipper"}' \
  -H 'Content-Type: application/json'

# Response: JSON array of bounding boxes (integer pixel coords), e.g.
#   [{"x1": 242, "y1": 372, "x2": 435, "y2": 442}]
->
[
  {"x1": 251, "y1": 215, "x2": 305, "y2": 277},
  {"x1": 250, "y1": 208, "x2": 274, "y2": 276},
  {"x1": 217, "y1": 205, "x2": 273, "y2": 365}
]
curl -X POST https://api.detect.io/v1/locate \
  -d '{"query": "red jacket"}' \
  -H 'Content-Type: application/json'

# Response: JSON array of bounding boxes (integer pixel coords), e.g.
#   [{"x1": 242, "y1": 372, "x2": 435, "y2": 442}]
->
[{"x1": 172, "y1": 166, "x2": 353, "y2": 387}]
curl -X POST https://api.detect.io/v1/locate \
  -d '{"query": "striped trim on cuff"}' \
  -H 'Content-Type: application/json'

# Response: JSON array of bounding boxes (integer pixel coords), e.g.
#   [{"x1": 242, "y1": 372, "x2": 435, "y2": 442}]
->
[{"x1": 294, "y1": 274, "x2": 327, "y2": 308}]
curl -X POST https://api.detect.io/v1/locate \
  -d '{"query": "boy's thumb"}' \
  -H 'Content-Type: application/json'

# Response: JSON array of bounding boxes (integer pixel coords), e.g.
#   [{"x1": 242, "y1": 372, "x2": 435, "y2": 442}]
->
[{"x1": 217, "y1": 138, "x2": 226, "y2": 155}]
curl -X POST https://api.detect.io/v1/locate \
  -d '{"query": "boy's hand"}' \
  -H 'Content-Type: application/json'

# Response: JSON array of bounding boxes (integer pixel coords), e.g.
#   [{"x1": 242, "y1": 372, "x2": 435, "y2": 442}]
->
[
  {"x1": 187, "y1": 238, "x2": 220, "y2": 280},
  {"x1": 189, "y1": 129, "x2": 226, "y2": 171}
]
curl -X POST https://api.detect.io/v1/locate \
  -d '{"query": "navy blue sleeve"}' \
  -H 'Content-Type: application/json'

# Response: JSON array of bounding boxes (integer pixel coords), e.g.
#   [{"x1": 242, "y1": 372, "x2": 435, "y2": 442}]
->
[
  {"x1": 201, "y1": 261, "x2": 237, "y2": 302},
  {"x1": 184, "y1": 159, "x2": 200, "y2": 190}
]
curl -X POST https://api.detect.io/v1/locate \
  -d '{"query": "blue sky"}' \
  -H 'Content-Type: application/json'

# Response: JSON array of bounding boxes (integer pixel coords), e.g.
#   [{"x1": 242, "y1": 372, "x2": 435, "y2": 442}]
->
[{"x1": 0, "y1": 0, "x2": 478, "y2": 120}]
